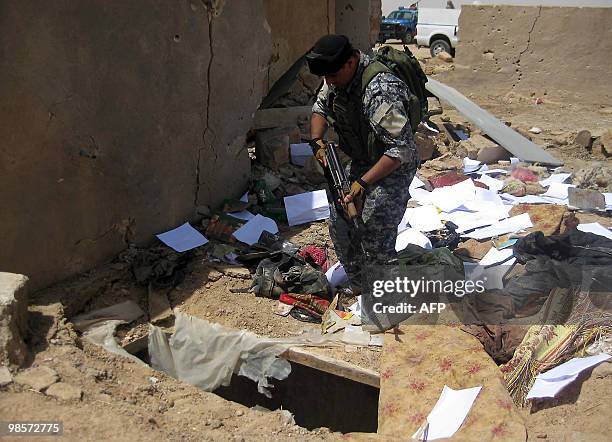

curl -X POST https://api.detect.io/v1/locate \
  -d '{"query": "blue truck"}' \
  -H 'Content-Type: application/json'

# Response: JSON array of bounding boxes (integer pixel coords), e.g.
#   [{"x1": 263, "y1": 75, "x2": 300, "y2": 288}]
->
[{"x1": 377, "y1": 6, "x2": 418, "y2": 44}]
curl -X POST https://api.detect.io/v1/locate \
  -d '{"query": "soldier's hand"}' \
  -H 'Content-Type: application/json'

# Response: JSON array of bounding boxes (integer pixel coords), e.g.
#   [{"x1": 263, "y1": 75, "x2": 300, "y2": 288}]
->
[
  {"x1": 344, "y1": 178, "x2": 368, "y2": 212},
  {"x1": 308, "y1": 138, "x2": 327, "y2": 167}
]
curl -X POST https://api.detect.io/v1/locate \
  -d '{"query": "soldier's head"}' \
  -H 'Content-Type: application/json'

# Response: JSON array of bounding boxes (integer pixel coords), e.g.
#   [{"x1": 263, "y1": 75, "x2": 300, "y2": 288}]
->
[{"x1": 306, "y1": 35, "x2": 359, "y2": 89}]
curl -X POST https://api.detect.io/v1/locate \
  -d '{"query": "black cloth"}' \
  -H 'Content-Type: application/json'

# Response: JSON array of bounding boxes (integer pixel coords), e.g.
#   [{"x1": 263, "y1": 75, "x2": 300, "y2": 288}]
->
[{"x1": 507, "y1": 229, "x2": 612, "y2": 308}]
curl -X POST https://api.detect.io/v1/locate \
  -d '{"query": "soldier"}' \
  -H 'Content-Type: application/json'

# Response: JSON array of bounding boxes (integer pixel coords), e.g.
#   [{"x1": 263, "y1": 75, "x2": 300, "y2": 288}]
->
[{"x1": 306, "y1": 34, "x2": 418, "y2": 297}]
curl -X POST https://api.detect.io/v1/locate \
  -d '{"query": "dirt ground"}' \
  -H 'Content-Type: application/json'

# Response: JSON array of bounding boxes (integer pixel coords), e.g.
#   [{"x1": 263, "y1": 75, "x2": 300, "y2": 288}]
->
[{"x1": 2, "y1": 43, "x2": 611, "y2": 441}]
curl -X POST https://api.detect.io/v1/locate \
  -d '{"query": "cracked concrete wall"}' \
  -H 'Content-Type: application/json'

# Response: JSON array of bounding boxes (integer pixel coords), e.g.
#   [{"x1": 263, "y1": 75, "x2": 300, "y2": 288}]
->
[
  {"x1": 440, "y1": 5, "x2": 612, "y2": 105},
  {"x1": 1, "y1": 0, "x2": 333, "y2": 290},
  {"x1": 335, "y1": 0, "x2": 382, "y2": 52},
  {"x1": 263, "y1": 0, "x2": 335, "y2": 89}
]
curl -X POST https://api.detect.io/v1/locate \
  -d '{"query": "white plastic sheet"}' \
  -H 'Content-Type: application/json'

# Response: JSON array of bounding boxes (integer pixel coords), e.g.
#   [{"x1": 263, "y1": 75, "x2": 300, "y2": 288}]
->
[{"x1": 148, "y1": 313, "x2": 291, "y2": 397}]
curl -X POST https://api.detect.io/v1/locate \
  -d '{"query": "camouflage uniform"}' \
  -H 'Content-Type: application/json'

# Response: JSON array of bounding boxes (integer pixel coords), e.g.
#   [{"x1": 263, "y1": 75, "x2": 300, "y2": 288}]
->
[{"x1": 312, "y1": 52, "x2": 417, "y2": 290}]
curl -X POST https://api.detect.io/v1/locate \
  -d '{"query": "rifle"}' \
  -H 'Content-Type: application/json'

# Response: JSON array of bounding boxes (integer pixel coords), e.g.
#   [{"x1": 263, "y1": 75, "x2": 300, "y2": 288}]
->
[{"x1": 321, "y1": 142, "x2": 367, "y2": 256}]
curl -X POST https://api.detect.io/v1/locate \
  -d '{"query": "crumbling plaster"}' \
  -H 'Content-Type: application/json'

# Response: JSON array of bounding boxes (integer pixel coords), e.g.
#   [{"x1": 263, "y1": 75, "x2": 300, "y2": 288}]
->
[{"x1": 441, "y1": 5, "x2": 612, "y2": 105}]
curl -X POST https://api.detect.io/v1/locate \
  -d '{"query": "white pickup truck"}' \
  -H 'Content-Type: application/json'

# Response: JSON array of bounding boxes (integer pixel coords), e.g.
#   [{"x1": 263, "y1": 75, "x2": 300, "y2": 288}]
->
[{"x1": 415, "y1": 8, "x2": 460, "y2": 57}]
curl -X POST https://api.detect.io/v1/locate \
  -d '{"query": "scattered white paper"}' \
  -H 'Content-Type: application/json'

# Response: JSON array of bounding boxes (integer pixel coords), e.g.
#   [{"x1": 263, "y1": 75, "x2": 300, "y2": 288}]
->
[
  {"x1": 325, "y1": 262, "x2": 348, "y2": 288},
  {"x1": 403, "y1": 205, "x2": 443, "y2": 232},
  {"x1": 542, "y1": 182, "x2": 576, "y2": 200},
  {"x1": 540, "y1": 173, "x2": 571, "y2": 187},
  {"x1": 289, "y1": 143, "x2": 313, "y2": 167},
  {"x1": 475, "y1": 168, "x2": 508, "y2": 175},
  {"x1": 510, "y1": 157, "x2": 520, "y2": 167},
  {"x1": 413, "y1": 385, "x2": 482, "y2": 440},
  {"x1": 463, "y1": 157, "x2": 482, "y2": 173},
  {"x1": 577, "y1": 223, "x2": 612, "y2": 240},
  {"x1": 474, "y1": 187, "x2": 504, "y2": 205},
  {"x1": 604, "y1": 193, "x2": 612, "y2": 208},
  {"x1": 395, "y1": 228, "x2": 432, "y2": 252},
  {"x1": 464, "y1": 213, "x2": 532, "y2": 240},
  {"x1": 526, "y1": 353, "x2": 610, "y2": 400},
  {"x1": 232, "y1": 214, "x2": 279, "y2": 245},
  {"x1": 476, "y1": 174, "x2": 505, "y2": 192},
  {"x1": 429, "y1": 179, "x2": 477, "y2": 212},
  {"x1": 442, "y1": 211, "x2": 493, "y2": 233},
  {"x1": 409, "y1": 175, "x2": 426, "y2": 193},
  {"x1": 240, "y1": 191, "x2": 249, "y2": 203},
  {"x1": 479, "y1": 247, "x2": 515, "y2": 267},
  {"x1": 227, "y1": 210, "x2": 256, "y2": 221},
  {"x1": 348, "y1": 296, "x2": 362, "y2": 318},
  {"x1": 156, "y1": 222, "x2": 209, "y2": 252},
  {"x1": 284, "y1": 190, "x2": 330, "y2": 226}
]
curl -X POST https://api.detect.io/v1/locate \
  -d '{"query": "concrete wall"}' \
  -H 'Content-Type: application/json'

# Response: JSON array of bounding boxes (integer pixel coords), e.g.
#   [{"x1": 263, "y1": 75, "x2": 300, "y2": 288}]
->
[
  {"x1": 441, "y1": 5, "x2": 612, "y2": 105},
  {"x1": 0, "y1": 0, "x2": 336, "y2": 289},
  {"x1": 336, "y1": 0, "x2": 383, "y2": 51}
]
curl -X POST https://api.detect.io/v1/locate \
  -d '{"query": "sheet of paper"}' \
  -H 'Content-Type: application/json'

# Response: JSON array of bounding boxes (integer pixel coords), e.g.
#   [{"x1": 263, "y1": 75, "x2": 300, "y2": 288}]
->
[
  {"x1": 501, "y1": 193, "x2": 557, "y2": 205},
  {"x1": 156, "y1": 222, "x2": 209, "y2": 252},
  {"x1": 441, "y1": 207, "x2": 510, "y2": 233},
  {"x1": 510, "y1": 157, "x2": 520, "y2": 166},
  {"x1": 474, "y1": 187, "x2": 504, "y2": 205},
  {"x1": 415, "y1": 385, "x2": 482, "y2": 440},
  {"x1": 539, "y1": 172, "x2": 571, "y2": 187},
  {"x1": 479, "y1": 247, "x2": 516, "y2": 267},
  {"x1": 232, "y1": 214, "x2": 278, "y2": 245},
  {"x1": 475, "y1": 168, "x2": 508, "y2": 175},
  {"x1": 409, "y1": 187, "x2": 433, "y2": 206},
  {"x1": 604, "y1": 193, "x2": 612, "y2": 208},
  {"x1": 526, "y1": 353, "x2": 610, "y2": 400},
  {"x1": 289, "y1": 143, "x2": 313, "y2": 167},
  {"x1": 464, "y1": 213, "x2": 532, "y2": 240},
  {"x1": 542, "y1": 182, "x2": 576, "y2": 200},
  {"x1": 284, "y1": 190, "x2": 330, "y2": 226},
  {"x1": 227, "y1": 210, "x2": 256, "y2": 221},
  {"x1": 348, "y1": 296, "x2": 362, "y2": 317},
  {"x1": 429, "y1": 179, "x2": 477, "y2": 212},
  {"x1": 476, "y1": 173, "x2": 505, "y2": 192},
  {"x1": 409, "y1": 175, "x2": 426, "y2": 192},
  {"x1": 463, "y1": 157, "x2": 482, "y2": 173},
  {"x1": 395, "y1": 228, "x2": 432, "y2": 252},
  {"x1": 403, "y1": 205, "x2": 443, "y2": 232},
  {"x1": 577, "y1": 222, "x2": 612, "y2": 240},
  {"x1": 240, "y1": 191, "x2": 249, "y2": 203},
  {"x1": 325, "y1": 262, "x2": 348, "y2": 288}
]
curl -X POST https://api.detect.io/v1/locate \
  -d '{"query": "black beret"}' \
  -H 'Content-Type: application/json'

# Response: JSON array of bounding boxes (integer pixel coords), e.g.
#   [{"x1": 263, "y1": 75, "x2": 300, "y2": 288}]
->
[{"x1": 306, "y1": 35, "x2": 355, "y2": 76}]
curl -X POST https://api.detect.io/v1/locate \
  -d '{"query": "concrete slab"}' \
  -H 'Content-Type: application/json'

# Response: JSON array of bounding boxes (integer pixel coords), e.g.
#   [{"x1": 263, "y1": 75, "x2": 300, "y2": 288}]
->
[{"x1": 426, "y1": 78, "x2": 563, "y2": 166}]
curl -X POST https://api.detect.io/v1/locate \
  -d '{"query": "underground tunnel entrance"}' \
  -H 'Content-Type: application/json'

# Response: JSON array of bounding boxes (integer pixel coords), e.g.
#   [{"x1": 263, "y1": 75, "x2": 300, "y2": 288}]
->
[{"x1": 131, "y1": 345, "x2": 379, "y2": 434}]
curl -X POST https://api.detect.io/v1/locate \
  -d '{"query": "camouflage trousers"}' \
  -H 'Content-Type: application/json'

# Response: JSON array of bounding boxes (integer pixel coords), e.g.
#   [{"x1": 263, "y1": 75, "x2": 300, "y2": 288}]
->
[{"x1": 328, "y1": 162, "x2": 415, "y2": 291}]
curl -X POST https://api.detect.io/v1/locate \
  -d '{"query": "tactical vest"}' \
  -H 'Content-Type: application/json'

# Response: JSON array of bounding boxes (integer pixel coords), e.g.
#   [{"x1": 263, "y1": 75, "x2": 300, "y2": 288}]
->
[{"x1": 325, "y1": 61, "x2": 409, "y2": 166}]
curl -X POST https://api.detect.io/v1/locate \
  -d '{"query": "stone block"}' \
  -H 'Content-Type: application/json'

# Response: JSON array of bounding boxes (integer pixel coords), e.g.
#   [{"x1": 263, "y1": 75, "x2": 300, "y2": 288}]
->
[
  {"x1": 14, "y1": 366, "x2": 58, "y2": 391},
  {"x1": 45, "y1": 382, "x2": 82, "y2": 401},
  {"x1": 0, "y1": 366, "x2": 13, "y2": 387},
  {"x1": 600, "y1": 128, "x2": 612, "y2": 156},
  {"x1": 574, "y1": 130, "x2": 592, "y2": 148},
  {"x1": 0, "y1": 273, "x2": 29, "y2": 367}
]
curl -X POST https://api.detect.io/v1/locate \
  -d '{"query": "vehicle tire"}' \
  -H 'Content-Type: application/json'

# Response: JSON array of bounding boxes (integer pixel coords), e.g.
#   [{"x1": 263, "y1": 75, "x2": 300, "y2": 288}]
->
[
  {"x1": 402, "y1": 33, "x2": 413, "y2": 44},
  {"x1": 430, "y1": 39, "x2": 451, "y2": 57}
]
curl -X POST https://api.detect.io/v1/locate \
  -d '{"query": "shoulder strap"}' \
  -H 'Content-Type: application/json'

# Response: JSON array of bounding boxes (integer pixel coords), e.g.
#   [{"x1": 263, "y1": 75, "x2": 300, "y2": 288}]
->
[{"x1": 361, "y1": 60, "x2": 391, "y2": 93}]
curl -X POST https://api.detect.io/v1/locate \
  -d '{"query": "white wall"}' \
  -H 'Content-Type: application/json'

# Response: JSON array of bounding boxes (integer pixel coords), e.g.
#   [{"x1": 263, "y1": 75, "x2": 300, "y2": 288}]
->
[{"x1": 383, "y1": 0, "x2": 612, "y2": 15}]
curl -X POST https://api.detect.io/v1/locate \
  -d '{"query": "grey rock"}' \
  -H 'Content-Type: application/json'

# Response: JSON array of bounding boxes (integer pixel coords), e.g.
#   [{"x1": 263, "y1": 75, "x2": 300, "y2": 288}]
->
[
  {"x1": 0, "y1": 366, "x2": 13, "y2": 387},
  {"x1": 14, "y1": 366, "x2": 59, "y2": 391},
  {"x1": 45, "y1": 382, "x2": 82, "y2": 401},
  {"x1": 0, "y1": 272, "x2": 29, "y2": 367},
  {"x1": 574, "y1": 130, "x2": 593, "y2": 149}
]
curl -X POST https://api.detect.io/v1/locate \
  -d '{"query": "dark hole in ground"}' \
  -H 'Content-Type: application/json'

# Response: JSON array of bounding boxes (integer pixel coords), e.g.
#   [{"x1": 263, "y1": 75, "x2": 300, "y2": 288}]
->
[{"x1": 132, "y1": 346, "x2": 378, "y2": 434}]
